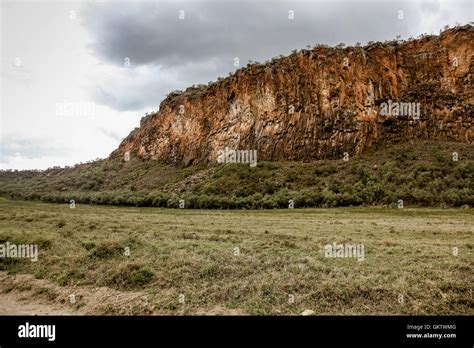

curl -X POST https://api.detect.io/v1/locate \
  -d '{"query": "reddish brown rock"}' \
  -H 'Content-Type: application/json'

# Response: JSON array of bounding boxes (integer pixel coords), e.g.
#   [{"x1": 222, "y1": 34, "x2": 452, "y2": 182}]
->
[{"x1": 111, "y1": 26, "x2": 474, "y2": 166}]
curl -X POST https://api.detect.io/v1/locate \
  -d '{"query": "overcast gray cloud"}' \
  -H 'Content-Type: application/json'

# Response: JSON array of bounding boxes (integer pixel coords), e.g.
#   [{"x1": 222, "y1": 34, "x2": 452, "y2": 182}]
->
[
  {"x1": 0, "y1": 136, "x2": 69, "y2": 161},
  {"x1": 82, "y1": 0, "x2": 473, "y2": 112},
  {"x1": 84, "y1": 1, "x2": 412, "y2": 67}
]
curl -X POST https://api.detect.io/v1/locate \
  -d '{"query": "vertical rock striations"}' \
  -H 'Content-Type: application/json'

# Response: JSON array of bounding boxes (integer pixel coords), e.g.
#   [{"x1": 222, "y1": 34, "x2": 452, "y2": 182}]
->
[{"x1": 111, "y1": 25, "x2": 473, "y2": 166}]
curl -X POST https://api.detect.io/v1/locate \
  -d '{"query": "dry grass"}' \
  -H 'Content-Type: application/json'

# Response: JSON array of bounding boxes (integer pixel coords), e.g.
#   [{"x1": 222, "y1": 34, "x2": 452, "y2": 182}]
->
[{"x1": 0, "y1": 198, "x2": 472, "y2": 315}]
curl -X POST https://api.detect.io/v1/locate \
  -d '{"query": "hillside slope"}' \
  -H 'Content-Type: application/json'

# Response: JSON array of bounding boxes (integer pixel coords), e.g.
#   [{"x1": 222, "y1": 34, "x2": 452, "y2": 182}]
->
[{"x1": 1, "y1": 141, "x2": 472, "y2": 208}]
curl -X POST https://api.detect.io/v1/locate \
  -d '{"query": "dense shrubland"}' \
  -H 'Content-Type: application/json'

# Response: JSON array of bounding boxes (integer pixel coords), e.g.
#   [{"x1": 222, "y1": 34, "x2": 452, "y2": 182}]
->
[{"x1": 0, "y1": 141, "x2": 472, "y2": 209}]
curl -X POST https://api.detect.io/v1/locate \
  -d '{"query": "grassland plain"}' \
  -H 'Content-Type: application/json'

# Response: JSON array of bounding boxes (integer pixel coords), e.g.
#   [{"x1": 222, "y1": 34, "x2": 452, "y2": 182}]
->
[{"x1": 0, "y1": 198, "x2": 472, "y2": 315}]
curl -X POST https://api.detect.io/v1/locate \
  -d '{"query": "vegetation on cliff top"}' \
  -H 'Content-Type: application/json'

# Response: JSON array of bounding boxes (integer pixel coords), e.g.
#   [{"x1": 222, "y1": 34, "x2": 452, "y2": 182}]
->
[{"x1": 157, "y1": 24, "x2": 473, "y2": 112}]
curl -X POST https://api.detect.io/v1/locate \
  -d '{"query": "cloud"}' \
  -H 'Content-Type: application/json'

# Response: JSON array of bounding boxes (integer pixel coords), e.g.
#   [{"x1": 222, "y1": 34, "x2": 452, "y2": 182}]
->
[
  {"x1": 86, "y1": 0, "x2": 460, "y2": 111},
  {"x1": 0, "y1": 136, "x2": 70, "y2": 162},
  {"x1": 84, "y1": 1, "x2": 409, "y2": 67},
  {"x1": 81, "y1": 0, "x2": 472, "y2": 112},
  {"x1": 98, "y1": 127, "x2": 126, "y2": 142},
  {"x1": 84, "y1": 0, "x2": 473, "y2": 69},
  {"x1": 88, "y1": 57, "x2": 234, "y2": 112}
]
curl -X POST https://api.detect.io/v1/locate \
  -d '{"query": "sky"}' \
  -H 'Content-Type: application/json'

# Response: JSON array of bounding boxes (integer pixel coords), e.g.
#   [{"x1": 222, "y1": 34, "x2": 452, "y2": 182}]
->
[{"x1": 1, "y1": 0, "x2": 472, "y2": 169}]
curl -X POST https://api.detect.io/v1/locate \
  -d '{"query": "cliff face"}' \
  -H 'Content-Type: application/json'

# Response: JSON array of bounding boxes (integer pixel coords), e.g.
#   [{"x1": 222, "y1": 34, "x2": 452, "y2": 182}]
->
[{"x1": 111, "y1": 26, "x2": 474, "y2": 166}]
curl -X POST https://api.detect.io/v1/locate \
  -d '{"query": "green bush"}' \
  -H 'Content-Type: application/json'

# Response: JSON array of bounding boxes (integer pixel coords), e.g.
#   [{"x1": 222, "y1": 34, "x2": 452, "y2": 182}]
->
[{"x1": 107, "y1": 263, "x2": 155, "y2": 290}]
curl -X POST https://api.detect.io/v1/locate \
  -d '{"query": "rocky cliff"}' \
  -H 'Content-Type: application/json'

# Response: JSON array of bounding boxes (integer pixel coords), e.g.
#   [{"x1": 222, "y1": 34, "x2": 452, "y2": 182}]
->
[{"x1": 111, "y1": 25, "x2": 473, "y2": 166}]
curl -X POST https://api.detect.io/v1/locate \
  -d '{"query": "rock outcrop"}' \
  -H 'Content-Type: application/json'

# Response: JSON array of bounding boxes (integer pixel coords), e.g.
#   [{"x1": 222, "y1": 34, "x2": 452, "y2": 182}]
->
[{"x1": 111, "y1": 25, "x2": 474, "y2": 166}]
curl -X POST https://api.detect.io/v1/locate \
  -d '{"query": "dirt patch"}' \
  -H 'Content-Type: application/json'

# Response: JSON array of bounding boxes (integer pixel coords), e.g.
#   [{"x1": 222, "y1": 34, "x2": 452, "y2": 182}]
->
[
  {"x1": 0, "y1": 290, "x2": 72, "y2": 315},
  {"x1": 0, "y1": 271, "x2": 153, "y2": 315},
  {"x1": 0, "y1": 272, "x2": 246, "y2": 315}
]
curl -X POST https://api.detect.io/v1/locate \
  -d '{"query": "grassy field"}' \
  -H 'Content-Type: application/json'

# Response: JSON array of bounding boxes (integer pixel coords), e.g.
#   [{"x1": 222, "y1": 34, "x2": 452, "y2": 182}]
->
[{"x1": 0, "y1": 198, "x2": 472, "y2": 315}]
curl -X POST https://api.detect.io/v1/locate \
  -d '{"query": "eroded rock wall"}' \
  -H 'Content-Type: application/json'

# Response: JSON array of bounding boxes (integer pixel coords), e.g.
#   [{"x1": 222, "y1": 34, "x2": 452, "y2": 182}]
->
[{"x1": 111, "y1": 26, "x2": 473, "y2": 165}]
